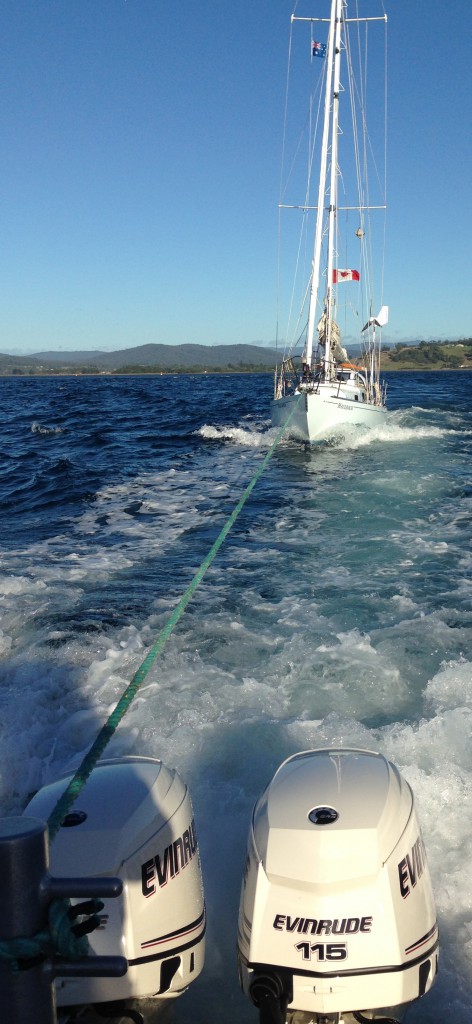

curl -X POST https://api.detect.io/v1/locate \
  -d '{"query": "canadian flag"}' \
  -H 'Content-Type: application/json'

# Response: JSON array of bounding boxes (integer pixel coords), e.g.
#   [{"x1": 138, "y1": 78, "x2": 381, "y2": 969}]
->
[{"x1": 333, "y1": 269, "x2": 360, "y2": 283}]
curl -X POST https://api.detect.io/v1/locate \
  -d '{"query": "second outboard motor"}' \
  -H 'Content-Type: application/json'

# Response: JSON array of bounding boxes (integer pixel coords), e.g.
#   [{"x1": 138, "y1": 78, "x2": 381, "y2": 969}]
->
[
  {"x1": 237, "y1": 748, "x2": 438, "y2": 1024},
  {"x1": 25, "y1": 755, "x2": 205, "y2": 1010}
]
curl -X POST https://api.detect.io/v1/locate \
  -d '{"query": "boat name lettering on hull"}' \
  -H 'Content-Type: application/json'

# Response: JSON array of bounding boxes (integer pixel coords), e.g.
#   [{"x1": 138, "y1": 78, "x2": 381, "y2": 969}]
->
[
  {"x1": 273, "y1": 915, "x2": 373, "y2": 935},
  {"x1": 337, "y1": 403, "x2": 353, "y2": 410},
  {"x1": 141, "y1": 819, "x2": 198, "y2": 896}
]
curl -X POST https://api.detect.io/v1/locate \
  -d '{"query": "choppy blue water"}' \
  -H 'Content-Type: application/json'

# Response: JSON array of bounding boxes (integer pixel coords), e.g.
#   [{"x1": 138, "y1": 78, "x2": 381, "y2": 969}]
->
[{"x1": 1, "y1": 371, "x2": 471, "y2": 1021}]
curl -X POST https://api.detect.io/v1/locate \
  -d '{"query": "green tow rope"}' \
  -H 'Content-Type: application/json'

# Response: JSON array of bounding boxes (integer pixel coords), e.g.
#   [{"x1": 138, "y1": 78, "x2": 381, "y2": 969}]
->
[
  {"x1": 0, "y1": 898, "x2": 103, "y2": 971},
  {"x1": 47, "y1": 401, "x2": 300, "y2": 841}
]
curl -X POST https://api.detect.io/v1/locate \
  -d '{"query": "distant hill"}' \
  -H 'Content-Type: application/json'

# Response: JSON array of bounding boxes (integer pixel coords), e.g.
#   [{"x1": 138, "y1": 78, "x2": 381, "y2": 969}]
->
[
  {"x1": 0, "y1": 351, "x2": 43, "y2": 367},
  {"x1": 2, "y1": 338, "x2": 471, "y2": 375},
  {"x1": 0, "y1": 342, "x2": 279, "y2": 373}
]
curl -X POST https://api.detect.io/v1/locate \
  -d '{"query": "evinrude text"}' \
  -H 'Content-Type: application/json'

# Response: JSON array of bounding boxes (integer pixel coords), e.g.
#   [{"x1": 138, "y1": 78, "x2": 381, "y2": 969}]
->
[
  {"x1": 273, "y1": 915, "x2": 373, "y2": 935},
  {"x1": 398, "y1": 835, "x2": 426, "y2": 899},
  {"x1": 141, "y1": 819, "x2": 198, "y2": 896}
]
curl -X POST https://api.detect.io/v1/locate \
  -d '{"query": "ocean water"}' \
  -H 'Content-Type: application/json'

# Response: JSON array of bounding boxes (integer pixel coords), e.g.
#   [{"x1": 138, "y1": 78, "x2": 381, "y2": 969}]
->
[{"x1": 0, "y1": 370, "x2": 471, "y2": 1022}]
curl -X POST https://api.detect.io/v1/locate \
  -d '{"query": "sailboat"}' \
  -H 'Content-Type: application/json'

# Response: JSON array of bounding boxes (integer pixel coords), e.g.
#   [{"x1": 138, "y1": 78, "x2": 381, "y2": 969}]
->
[{"x1": 272, "y1": 0, "x2": 389, "y2": 442}]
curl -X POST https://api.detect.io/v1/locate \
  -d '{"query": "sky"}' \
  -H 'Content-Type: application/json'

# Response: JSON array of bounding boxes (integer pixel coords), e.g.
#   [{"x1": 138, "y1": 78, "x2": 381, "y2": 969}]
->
[{"x1": 0, "y1": 0, "x2": 471, "y2": 355}]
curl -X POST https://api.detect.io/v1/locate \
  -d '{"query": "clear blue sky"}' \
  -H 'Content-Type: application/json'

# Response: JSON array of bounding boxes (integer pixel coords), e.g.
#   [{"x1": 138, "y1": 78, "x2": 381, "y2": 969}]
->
[{"x1": 1, "y1": 0, "x2": 470, "y2": 354}]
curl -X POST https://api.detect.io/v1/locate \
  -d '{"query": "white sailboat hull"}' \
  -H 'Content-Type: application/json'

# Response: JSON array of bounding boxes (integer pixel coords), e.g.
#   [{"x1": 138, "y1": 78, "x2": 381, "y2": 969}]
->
[{"x1": 272, "y1": 387, "x2": 387, "y2": 442}]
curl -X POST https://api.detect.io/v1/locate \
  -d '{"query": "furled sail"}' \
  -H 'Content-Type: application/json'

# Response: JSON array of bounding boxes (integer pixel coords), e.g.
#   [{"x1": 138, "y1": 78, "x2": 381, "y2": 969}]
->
[{"x1": 317, "y1": 313, "x2": 348, "y2": 362}]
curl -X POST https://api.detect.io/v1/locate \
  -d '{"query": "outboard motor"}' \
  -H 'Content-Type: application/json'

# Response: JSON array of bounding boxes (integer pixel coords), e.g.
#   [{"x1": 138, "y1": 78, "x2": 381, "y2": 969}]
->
[
  {"x1": 25, "y1": 756, "x2": 205, "y2": 1011},
  {"x1": 237, "y1": 748, "x2": 438, "y2": 1024}
]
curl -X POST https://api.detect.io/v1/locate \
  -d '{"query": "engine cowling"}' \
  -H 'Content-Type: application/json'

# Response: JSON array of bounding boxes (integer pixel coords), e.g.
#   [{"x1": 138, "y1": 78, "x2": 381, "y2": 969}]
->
[
  {"x1": 237, "y1": 747, "x2": 438, "y2": 1021},
  {"x1": 25, "y1": 756, "x2": 205, "y2": 1007}
]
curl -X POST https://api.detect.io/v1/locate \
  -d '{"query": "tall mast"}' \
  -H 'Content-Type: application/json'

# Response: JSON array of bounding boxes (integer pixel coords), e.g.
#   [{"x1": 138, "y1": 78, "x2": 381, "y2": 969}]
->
[
  {"x1": 324, "y1": 0, "x2": 343, "y2": 377},
  {"x1": 305, "y1": 0, "x2": 343, "y2": 371}
]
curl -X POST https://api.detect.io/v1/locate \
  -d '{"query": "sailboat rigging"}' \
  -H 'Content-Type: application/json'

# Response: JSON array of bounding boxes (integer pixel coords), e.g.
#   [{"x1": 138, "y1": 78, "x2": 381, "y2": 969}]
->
[{"x1": 272, "y1": 0, "x2": 389, "y2": 441}]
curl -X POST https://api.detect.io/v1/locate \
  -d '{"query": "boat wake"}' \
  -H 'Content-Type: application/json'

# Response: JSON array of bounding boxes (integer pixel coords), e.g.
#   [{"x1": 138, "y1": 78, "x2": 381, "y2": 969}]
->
[
  {"x1": 332, "y1": 410, "x2": 463, "y2": 449},
  {"x1": 197, "y1": 422, "x2": 270, "y2": 446},
  {"x1": 1, "y1": 371, "x2": 471, "y2": 1022},
  {"x1": 197, "y1": 417, "x2": 464, "y2": 463},
  {"x1": 343, "y1": 423, "x2": 450, "y2": 448}
]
